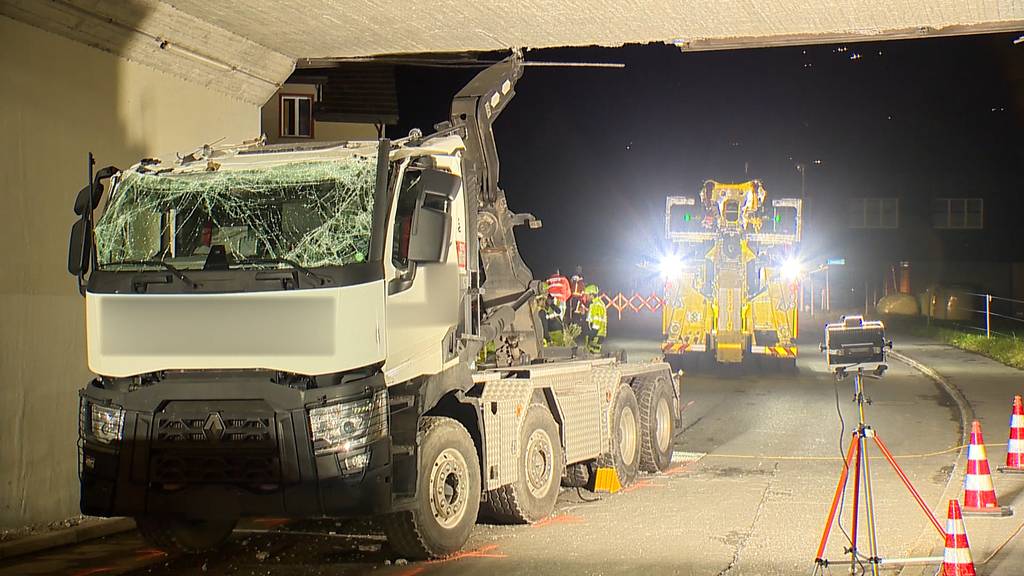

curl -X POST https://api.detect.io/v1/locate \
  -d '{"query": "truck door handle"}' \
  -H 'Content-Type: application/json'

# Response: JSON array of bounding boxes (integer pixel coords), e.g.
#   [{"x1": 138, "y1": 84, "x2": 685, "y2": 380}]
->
[{"x1": 388, "y1": 262, "x2": 417, "y2": 295}]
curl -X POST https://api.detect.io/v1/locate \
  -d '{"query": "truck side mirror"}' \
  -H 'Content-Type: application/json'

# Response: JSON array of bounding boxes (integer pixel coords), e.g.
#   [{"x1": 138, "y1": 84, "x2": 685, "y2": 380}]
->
[
  {"x1": 407, "y1": 170, "x2": 459, "y2": 263},
  {"x1": 68, "y1": 217, "x2": 91, "y2": 276},
  {"x1": 73, "y1": 165, "x2": 117, "y2": 215},
  {"x1": 74, "y1": 184, "x2": 96, "y2": 216}
]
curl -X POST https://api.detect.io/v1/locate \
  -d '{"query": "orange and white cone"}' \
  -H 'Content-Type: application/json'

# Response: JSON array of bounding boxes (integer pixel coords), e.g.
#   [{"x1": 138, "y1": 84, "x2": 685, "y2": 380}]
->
[
  {"x1": 999, "y1": 395, "x2": 1024, "y2": 474},
  {"x1": 941, "y1": 499, "x2": 976, "y2": 576},
  {"x1": 963, "y1": 420, "x2": 1012, "y2": 516}
]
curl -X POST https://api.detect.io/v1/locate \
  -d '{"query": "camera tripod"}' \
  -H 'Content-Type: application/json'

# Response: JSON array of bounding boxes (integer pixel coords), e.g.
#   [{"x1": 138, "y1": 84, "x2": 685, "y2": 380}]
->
[{"x1": 812, "y1": 366, "x2": 946, "y2": 576}]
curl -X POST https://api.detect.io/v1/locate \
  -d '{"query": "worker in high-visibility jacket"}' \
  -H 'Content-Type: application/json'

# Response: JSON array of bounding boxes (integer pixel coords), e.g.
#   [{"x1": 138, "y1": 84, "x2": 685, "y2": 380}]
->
[
  {"x1": 567, "y1": 266, "x2": 587, "y2": 325},
  {"x1": 538, "y1": 282, "x2": 566, "y2": 347},
  {"x1": 584, "y1": 284, "x2": 607, "y2": 354}
]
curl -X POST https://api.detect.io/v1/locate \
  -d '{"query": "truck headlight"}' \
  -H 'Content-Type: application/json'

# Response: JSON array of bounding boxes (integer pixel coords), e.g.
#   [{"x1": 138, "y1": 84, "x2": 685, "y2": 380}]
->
[
  {"x1": 80, "y1": 400, "x2": 125, "y2": 444},
  {"x1": 308, "y1": 390, "x2": 388, "y2": 456}
]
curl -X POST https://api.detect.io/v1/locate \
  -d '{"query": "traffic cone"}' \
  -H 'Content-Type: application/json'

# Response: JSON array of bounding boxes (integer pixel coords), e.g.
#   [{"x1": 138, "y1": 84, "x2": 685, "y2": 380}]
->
[
  {"x1": 999, "y1": 395, "x2": 1024, "y2": 475},
  {"x1": 963, "y1": 420, "x2": 1013, "y2": 516},
  {"x1": 941, "y1": 499, "x2": 977, "y2": 576}
]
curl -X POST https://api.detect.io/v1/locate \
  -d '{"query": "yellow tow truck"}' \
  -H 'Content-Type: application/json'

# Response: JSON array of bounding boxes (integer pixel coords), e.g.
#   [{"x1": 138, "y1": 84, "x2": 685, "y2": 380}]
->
[{"x1": 660, "y1": 180, "x2": 802, "y2": 370}]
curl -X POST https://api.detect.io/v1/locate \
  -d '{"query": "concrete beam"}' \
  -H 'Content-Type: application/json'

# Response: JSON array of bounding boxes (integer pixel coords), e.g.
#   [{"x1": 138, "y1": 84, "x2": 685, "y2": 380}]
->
[
  {"x1": 0, "y1": 0, "x2": 293, "y2": 106},
  {"x1": 165, "y1": 0, "x2": 1024, "y2": 58},
  {"x1": 3, "y1": 1, "x2": 1021, "y2": 111}
]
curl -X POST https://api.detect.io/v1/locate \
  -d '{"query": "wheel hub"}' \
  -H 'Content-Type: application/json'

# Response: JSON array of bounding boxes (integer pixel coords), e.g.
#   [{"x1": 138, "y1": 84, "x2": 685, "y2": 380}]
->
[
  {"x1": 619, "y1": 407, "x2": 638, "y2": 466},
  {"x1": 656, "y1": 396, "x2": 672, "y2": 453},
  {"x1": 428, "y1": 448, "x2": 469, "y2": 529},
  {"x1": 525, "y1": 429, "x2": 554, "y2": 498}
]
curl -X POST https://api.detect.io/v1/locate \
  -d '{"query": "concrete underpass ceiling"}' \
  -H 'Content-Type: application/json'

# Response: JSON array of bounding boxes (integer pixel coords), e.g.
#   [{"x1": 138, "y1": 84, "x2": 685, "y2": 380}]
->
[{"x1": 3, "y1": 0, "x2": 1023, "y2": 106}]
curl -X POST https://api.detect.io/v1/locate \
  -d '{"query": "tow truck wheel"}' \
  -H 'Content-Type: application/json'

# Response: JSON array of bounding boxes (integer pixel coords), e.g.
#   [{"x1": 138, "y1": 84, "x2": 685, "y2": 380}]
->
[
  {"x1": 599, "y1": 385, "x2": 641, "y2": 487},
  {"x1": 637, "y1": 377, "x2": 676, "y2": 473},
  {"x1": 382, "y1": 416, "x2": 481, "y2": 560},
  {"x1": 135, "y1": 516, "x2": 237, "y2": 554},
  {"x1": 484, "y1": 403, "x2": 564, "y2": 523}
]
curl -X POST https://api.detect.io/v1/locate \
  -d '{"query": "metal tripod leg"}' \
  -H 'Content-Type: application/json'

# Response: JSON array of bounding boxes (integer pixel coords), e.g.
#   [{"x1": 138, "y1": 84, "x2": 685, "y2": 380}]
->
[
  {"x1": 860, "y1": 428, "x2": 881, "y2": 576},
  {"x1": 814, "y1": 434, "x2": 859, "y2": 563},
  {"x1": 850, "y1": 431, "x2": 864, "y2": 575}
]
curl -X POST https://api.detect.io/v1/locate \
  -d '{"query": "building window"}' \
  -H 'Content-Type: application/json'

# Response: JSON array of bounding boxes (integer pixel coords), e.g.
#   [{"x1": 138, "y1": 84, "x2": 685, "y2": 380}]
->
[
  {"x1": 280, "y1": 95, "x2": 313, "y2": 138},
  {"x1": 848, "y1": 197, "x2": 898, "y2": 229},
  {"x1": 931, "y1": 198, "x2": 983, "y2": 229}
]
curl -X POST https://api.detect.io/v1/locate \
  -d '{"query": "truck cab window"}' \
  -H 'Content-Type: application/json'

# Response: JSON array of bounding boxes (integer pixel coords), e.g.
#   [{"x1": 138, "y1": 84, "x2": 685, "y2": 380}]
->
[{"x1": 392, "y1": 170, "x2": 422, "y2": 268}]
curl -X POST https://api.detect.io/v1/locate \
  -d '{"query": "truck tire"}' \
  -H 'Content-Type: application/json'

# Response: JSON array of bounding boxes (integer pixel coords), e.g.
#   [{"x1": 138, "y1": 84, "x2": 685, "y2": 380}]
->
[
  {"x1": 382, "y1": 416, "x2": 481, "y2": 560},
  {"x1": 637, "y1": 378, "x2": 676, "y2": 473},
  {"x1": 483, "y1": 404, "x2": 564, "y2": 523},
  {"x1": 135, "y1": 516, "x2": 237, "y2": 554},
  {"x1": 561, "y1": 461, "x2": 592, "y2": 488},
  {"x1": 598, "y1": 385, "x2": 641, "y2": 487}
]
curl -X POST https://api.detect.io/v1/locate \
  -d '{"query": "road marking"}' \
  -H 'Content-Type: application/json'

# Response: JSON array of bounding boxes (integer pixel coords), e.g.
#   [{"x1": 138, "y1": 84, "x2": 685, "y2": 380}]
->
[
  {"x1": 70, "y1": 569, "x2": 112, "y2": 576},
  {"x1": 427, "y1": 544, "x2": 508, "y2": 563},
  {"x1": 620, "y1": 479, "x2": 656, "y2": 493},
  {"x1": 664, "y1": 463, "x2": 696, "y2": 476},
  {"x1": 532, "y1": 513, "x2": 584, "y2": 528},
  {"x1": 672, "y1": 451, "x2": 707, "y2": 463}
]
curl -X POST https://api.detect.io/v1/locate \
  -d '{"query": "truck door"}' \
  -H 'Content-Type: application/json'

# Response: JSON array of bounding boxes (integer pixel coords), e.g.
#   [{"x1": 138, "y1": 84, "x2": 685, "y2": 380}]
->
[{"x1": 383, "y1": 159, "x2": 465, "y2": 384}]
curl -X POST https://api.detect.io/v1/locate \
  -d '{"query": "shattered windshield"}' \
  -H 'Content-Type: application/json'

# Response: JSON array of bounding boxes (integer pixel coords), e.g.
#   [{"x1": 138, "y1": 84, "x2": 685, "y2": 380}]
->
[{"x1": 94, "y1": 156, "x2": 377, "y2": 271}]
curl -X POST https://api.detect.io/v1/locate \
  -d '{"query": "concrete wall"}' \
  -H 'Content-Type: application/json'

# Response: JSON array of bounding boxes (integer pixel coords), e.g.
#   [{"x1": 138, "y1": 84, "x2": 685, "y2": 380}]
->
[
  {"x1": 260, "y1": 83, "x2": 378, "y2": 144},
  {"x1": 0, "y1": 16, "x2": 258, "y2": 528}
]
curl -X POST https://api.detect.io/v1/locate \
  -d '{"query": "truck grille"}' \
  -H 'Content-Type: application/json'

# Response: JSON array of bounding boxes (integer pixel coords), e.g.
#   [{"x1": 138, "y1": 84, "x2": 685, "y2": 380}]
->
[
  {"x1": 151, "y1": 453, "x2": 279, "y2": 484},
  {"x1": 150, "y1": 402, "x2": 280, "y2": 484},
  {"x1": 155, "y1": 415, "x2": 273, "y2": 443}
]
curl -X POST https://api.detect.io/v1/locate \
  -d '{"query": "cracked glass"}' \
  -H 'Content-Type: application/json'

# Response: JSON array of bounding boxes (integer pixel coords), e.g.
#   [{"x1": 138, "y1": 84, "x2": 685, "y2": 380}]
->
[{"x1": 94, "y1": 156, "x2": 377, "y2": 271}]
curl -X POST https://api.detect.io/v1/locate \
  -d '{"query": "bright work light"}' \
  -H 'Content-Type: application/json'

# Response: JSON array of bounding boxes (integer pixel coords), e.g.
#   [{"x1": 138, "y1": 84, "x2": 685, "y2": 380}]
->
[
  {"x1": 781, "y1": 257, "x2": 803, "y2": 281},
  {"x1": 658, "y1": 254, "x2": 685, "y2": 279}
]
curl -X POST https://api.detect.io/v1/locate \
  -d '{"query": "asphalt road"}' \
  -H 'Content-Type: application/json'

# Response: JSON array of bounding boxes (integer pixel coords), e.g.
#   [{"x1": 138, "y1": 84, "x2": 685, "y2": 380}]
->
[{"x1": 0, "y1": 337, "x2": 963, "y2": 576}]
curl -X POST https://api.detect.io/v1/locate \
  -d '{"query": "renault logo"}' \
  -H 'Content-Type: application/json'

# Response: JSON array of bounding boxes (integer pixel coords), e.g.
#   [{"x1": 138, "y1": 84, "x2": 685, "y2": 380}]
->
[{"x1": 203, "y1": 413, "x2": 226, "y2": 441}]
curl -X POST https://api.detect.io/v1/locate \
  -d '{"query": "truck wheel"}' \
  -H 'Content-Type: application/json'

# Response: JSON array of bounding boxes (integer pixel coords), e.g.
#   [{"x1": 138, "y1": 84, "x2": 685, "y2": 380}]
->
[
  {"x1": 637, "y1": 378, "x2": 676, "y2": 473},
  {"x1": 382, "y1": 417, "x2": 481, "y2": 560},
  {"x1": 561, "y1": 461, "x2": 592, "y2": 488},
  {"x1": 599, "y1": 385, "x2": 641, "y2": 487},
  {"x1": 135, "y1": 516, "x2": 237, "y2": 554},
  {"x1": 483, "y1": 404, "x2": 564, "y2": 523}
]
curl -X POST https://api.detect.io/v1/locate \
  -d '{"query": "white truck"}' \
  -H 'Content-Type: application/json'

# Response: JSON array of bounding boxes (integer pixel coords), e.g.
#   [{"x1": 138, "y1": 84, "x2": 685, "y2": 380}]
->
[{"x1": 67, "y1": 55, "x2": 680, "y2": 559}]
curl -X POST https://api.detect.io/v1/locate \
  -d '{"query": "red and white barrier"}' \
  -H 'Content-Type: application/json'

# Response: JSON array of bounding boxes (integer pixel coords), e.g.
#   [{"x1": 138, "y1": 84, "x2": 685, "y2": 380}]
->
[
  {"x1": 963, "y1": 420, "x2": 1012, "y2": 516},
  {"x1": 941, "y1": 499, "x2": 977, "y2": 576},
  {"x1": 1000, "y1": 395, "x2": 1024, "y2": 474}
]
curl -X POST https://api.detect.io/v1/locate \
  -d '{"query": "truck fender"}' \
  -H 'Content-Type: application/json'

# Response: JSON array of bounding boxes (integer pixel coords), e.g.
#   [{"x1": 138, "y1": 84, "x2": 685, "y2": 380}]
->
[{"x1": 388, "y1": 364, "x2": 481, "y2": 508}]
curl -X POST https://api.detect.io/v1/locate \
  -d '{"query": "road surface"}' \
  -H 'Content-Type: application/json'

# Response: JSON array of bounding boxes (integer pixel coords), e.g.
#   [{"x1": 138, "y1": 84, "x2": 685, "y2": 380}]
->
[{"x1": 0, "y1": 337, "x2": 962, "y2": 576}]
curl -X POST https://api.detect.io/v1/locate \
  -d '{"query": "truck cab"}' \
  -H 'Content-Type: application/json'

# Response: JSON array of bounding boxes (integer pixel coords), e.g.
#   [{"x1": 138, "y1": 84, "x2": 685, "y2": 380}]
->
[{"x1": 72, "y1": 132, "x2": 475, "y2": 540}]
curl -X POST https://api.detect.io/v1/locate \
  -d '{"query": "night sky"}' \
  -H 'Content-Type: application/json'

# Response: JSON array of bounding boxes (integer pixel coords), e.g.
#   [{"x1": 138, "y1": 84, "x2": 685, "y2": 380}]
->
[{"x1": 394, "y1": 33, "x2": 1024, "y2": 290}]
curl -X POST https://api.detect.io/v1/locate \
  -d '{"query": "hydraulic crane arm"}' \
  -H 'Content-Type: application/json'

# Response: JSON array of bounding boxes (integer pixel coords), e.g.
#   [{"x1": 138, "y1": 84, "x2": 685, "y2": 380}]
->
[{"x1": 450, "y1": 52, "x2": 543, "y2": 358}]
